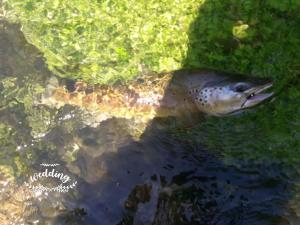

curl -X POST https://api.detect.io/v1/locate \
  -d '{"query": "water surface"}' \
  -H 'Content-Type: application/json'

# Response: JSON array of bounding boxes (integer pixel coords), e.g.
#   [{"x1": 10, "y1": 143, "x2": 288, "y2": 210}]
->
[{"x1": 0, "y1": 21, "x2": 299, "y2": 225}]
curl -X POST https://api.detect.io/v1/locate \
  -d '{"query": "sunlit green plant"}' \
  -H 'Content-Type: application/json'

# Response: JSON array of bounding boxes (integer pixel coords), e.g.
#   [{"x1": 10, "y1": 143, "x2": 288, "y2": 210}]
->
[{"x1": 3, "y1": 0, "x2": 204, "y2": 84}]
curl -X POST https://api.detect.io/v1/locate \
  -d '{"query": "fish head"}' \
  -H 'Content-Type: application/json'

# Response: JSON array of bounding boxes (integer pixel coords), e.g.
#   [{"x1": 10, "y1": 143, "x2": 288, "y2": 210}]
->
[{"x1": 190, "y1": 78, "x2": 273, "y2": 116}]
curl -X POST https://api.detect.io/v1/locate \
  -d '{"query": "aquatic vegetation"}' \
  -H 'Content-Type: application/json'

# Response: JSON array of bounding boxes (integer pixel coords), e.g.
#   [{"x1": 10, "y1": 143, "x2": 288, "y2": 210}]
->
[
  {"x1": 3, "y1": 0, "x2": 203, "y2": 84},
  {"x1": 0, "y1": 1, "x2": 300, "y2": 223},
  {"x1": 2, "y1": 0, "x2": 299, "y2": 169},
  {"x1": 176, "y1": 0, "x2": 300, "y2": 169}
]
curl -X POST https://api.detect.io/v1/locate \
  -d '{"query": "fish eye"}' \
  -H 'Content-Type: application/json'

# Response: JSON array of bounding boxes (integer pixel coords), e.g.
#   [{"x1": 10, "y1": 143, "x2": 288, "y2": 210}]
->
[
  {"x1": 233, "y1": 83, "x2": 250, "y2": 92},
  {"x1": 247, "y1": 93, "x2": 255, "y2": 99}
]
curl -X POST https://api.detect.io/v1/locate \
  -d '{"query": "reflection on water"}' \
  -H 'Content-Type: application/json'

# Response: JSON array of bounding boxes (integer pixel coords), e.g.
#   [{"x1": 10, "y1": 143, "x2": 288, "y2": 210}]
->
[{"x1": 0, "y1": 21, "x2": 299, "y2": 225}]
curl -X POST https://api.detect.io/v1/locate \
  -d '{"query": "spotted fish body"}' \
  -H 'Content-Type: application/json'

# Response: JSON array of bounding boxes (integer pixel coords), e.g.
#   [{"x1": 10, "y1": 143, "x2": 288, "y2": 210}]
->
[
  {"x1": 41, "y1": 69, "x2": 273, "y2": 125},
  {"x1": 190, "y1": 85, "x2": 243, "y2": 115},
  {"x1": 190, "y1": 86, "x2": 221, "y2": 114},
  {"x1": 42, "y1": 72, "x2": 177, "y2": 125}
]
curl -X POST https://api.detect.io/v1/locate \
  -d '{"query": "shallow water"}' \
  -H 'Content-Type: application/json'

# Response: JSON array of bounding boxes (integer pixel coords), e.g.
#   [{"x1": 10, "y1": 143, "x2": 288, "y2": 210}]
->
[{"x1": 0, "y1": 22, "x2": 299, "y2": 225}]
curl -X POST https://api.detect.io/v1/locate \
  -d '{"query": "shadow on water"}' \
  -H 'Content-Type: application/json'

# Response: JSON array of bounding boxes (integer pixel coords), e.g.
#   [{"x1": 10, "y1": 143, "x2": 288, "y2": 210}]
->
[
  {"x1": 52, "y1": 1, "x2": 299, "y2": 224},
  {"x1": 54, "y1": 120, "x2": 297, "y2": 225},
  {"x1": 0, "y1": 1, "x2": 299, "y2": 225}
]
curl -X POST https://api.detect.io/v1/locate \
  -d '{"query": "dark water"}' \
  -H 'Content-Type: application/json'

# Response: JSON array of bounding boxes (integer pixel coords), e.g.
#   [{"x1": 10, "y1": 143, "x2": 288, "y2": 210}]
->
[{"x1": 0, "y1": 22, "x2": 299, "y2": 225}]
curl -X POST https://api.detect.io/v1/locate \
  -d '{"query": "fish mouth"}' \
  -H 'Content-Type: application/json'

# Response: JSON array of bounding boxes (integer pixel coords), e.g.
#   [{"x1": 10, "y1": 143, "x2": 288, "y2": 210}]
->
[{"x1": 242, "y1": 82, "x2": 274, "y2": 108}]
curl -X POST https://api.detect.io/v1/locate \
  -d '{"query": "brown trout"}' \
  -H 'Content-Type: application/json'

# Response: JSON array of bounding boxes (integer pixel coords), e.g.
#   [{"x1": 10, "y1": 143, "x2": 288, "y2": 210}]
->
[{"x1": 41, "y1": 69, "x2": 273, "y2": 126}]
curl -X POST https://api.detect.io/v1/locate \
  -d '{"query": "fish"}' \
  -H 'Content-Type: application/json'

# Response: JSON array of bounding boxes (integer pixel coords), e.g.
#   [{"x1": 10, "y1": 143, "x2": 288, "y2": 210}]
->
[
  {"x1": 176, "y1": 69, "x2": 274, "y2": 116},
  {"x1": 40, "y1": 69, "x2": 274, "y2": 126}
]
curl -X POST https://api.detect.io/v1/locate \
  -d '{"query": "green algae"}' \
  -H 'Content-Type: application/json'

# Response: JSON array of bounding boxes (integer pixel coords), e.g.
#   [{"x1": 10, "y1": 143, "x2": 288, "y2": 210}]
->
[
  {"x1": 3, "y1": 0, "x2": 204, "y2": 84},
  {"x1": 0, "y1": 2, "x2": 299, "y2": 221},
  {"x1": 178, "y1": 0, "x2": 300, "y2": 169},
  {"x1": 1, "y1": 0, "x2": 299, "y2": 174}
]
